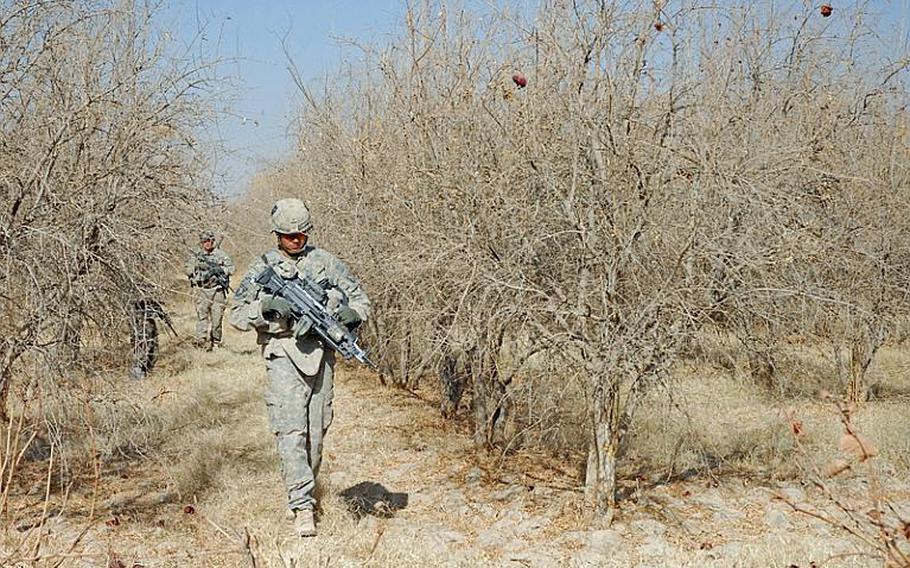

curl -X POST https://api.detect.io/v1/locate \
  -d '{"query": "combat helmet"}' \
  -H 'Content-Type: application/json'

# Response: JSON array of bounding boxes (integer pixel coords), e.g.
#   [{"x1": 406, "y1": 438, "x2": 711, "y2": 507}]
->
[
  {"x1": 199, "y1": 230, "x2": 216, "y2": 242},
  {"x1": 271, "y1": 198, "x2": 313, "y2": 234}
]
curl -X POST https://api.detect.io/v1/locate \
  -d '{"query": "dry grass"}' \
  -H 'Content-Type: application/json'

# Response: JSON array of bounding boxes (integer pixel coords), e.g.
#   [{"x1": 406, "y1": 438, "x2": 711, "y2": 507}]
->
[
  {"x1": 2, "y1": 297, "x2": 909, "y2": 566},
  {"x1": 505, "y1": 335, "x2": 910, "y2": 491}
]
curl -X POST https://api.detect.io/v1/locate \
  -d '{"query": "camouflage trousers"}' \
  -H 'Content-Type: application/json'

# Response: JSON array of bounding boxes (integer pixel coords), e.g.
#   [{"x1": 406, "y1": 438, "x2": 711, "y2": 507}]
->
[
  {"x1": 193, "y1": 287, "x2": 226, "y2": 345},
  {"x1": 264, "y1": 351, "x2": 335, "y2": 512}
]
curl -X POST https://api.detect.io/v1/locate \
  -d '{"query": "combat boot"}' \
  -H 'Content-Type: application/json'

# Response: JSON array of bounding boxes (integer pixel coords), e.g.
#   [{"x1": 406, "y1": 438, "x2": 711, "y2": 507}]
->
[{"x1": 293, "y1": 508, "x2": 316, "y2": 537}]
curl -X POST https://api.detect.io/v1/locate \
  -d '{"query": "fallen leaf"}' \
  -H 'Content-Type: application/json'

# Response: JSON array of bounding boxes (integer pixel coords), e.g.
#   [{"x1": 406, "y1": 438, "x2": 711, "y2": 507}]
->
[
  {"x1": 183, "y1": 505, "x2": 195, "y2": 515},
  {"x1": 839, "y1": 432, "x2": 878, "y2": 462},
  {"x1": 825, "y1": 458, "x2": 851, "y2": 477}
]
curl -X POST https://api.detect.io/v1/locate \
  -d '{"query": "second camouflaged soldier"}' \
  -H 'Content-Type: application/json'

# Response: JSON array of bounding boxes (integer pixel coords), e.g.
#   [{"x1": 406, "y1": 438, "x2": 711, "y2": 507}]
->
[
  {"x1": 228, "y1": 198, "x2": 370, "y2": 538},
  {"x1": 128, "y1": 298, "x2": 171, "y2": 379},
  {"x1": 184, "y1": 231, "x2": 235, "y2": 350}
]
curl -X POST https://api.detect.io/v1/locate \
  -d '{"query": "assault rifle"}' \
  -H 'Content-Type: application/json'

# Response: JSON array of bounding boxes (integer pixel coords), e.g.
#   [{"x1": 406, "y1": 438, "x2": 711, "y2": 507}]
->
[
  {"x1": 252, "y1": 266, "x2": 375, "y2": 368},
  {"x1": 131, "y1": 298, "x2": 178, "y2": 338},
  {"x1": 193, "y1": 252, "x2": 230, "y2": 291},
  {"x1": 153, "y1": 303, "x2": 179, "y2": 338}
]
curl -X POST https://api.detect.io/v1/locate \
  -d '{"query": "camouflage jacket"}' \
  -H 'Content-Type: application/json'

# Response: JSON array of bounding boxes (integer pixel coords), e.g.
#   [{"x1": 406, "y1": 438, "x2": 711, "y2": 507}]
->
[
  {"x1": 183, "y1": 249, "x2": 235, "y2": 289},
  {"x1": 228, "y1": 246, "x2": 371, "y2": 375}
]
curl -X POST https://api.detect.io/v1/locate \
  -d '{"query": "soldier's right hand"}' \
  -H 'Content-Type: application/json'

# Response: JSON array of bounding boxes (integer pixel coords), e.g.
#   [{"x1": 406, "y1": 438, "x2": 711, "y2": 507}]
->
[{"x1": 260, "y1": 295, "x2": 293, "y2": 321}]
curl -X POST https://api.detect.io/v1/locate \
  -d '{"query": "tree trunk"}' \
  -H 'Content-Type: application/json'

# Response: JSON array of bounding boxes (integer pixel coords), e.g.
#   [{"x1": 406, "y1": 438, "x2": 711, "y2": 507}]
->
[
  {"x1": 747, "y1": 349, "x2": 776, "y2": 391},
  {"x1": 0, "y1": 352, "x2": 19, "y2": 424},
  {"x1": 439, "y1": 351, "x2": 465, "y2": 419},
  {"x1": 848, "y1": 337, "x2": 872, "y2": 403},
  {"x1": 847, "y1": 325, "x2": 885, "y2": 404},
  {"x1": 469, "y1": 346, "x2": 508, "y2": 448},
  {"x1": 55, "y1": 309, "x2": 84, "y2": 366},
  {"x1": 397, "y1": 330, "x2": 412, "y2": 387},
  {"x1": 585, "y1": 382, "x2": 620, "y2": 520},
  {"x1": 0, "y1": 368, "x2": 10, "y2": 424},
  {"x1": 487, "y1": 382, "x2": 509, "y2": 447},
  {"x1": 472, "y1": 371, "x2": 508, "y2": 448},
  {"x1": 368, "y1": 300, "x2": 393, "y2": 386},
  {"x1": 472, "y1": 372, "x2": 489, "y2": 448}
]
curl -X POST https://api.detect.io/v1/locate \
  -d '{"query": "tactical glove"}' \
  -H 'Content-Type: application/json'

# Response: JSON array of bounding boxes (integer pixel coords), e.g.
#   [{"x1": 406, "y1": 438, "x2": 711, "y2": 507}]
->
[
  {"x1": 335, "y1": 306, "x2": 362, "y2": 330},
  {"x1": 261, "y1": 296, "x2": 293, "y2": 321}
]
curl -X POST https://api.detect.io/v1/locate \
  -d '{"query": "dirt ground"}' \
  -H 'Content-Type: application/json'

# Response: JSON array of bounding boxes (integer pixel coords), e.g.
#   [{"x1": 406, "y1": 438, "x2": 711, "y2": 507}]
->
[{"x1": 2, "y1": 307, "x2": 909, "y2": 568}]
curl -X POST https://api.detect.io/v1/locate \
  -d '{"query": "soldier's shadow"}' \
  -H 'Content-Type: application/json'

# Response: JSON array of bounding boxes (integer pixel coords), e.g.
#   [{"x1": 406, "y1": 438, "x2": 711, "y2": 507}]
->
[{"x1": 338, "y1": 481, "x2": 408, "y2": 520}]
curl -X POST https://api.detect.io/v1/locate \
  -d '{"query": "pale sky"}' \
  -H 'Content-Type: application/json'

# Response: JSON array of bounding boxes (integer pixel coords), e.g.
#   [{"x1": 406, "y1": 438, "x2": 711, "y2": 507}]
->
[{"x1": 163, "y1": 0, "x2": 404, "y2": 197}]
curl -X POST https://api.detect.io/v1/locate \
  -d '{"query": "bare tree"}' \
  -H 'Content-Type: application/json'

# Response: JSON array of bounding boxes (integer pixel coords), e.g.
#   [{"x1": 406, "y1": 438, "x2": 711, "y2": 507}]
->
[
  {"x1": 236, "y1": 0, "x2": 910, "y2": 519},
  {"x1": 0, "y1": 0, "x2": 220, "y2": 417}
]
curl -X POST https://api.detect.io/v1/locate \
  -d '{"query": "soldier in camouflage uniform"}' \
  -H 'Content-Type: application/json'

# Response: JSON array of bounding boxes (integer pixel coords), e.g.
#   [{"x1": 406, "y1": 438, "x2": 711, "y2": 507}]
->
[
  {"x1": 184, "y1": 231, "x2": 235, "y2": 350},
  {"x1": 128, "y1": 298, "x2": 170, "y2": 379},
  {"x1": 228, "y1": 198, "x2": 370, "y2": 538}
]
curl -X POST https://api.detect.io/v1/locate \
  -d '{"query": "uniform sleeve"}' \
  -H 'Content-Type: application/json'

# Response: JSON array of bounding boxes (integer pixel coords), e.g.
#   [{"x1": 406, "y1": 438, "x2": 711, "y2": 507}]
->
[
  {"x1": 219, "y1": 251, "x2": 236, "y2": 276},
  {"x1": 326, "y1": 254, "x2": 371, "y2": 322},
  {"x1": 183, "y1": 253, "x2": 196, "y2": 278},
  {"x1": 227, "y1": 259, "x2": 270, "y2": 332}
]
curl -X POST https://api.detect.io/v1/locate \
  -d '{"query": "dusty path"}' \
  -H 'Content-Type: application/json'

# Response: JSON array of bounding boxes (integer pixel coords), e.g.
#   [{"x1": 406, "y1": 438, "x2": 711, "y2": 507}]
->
[{"x1": 5, "y1": 310, "x2": 908, "y2": 567}]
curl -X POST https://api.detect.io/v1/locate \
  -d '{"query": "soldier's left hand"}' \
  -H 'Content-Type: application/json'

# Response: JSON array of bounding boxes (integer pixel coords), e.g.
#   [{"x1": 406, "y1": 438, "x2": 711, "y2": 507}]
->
[
  {"x1": 261, "y1": 295, "x2": 293, "y2": 321},
  {"x1": 335, "y1": 306, "x2": 362, "y2": 330}
]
